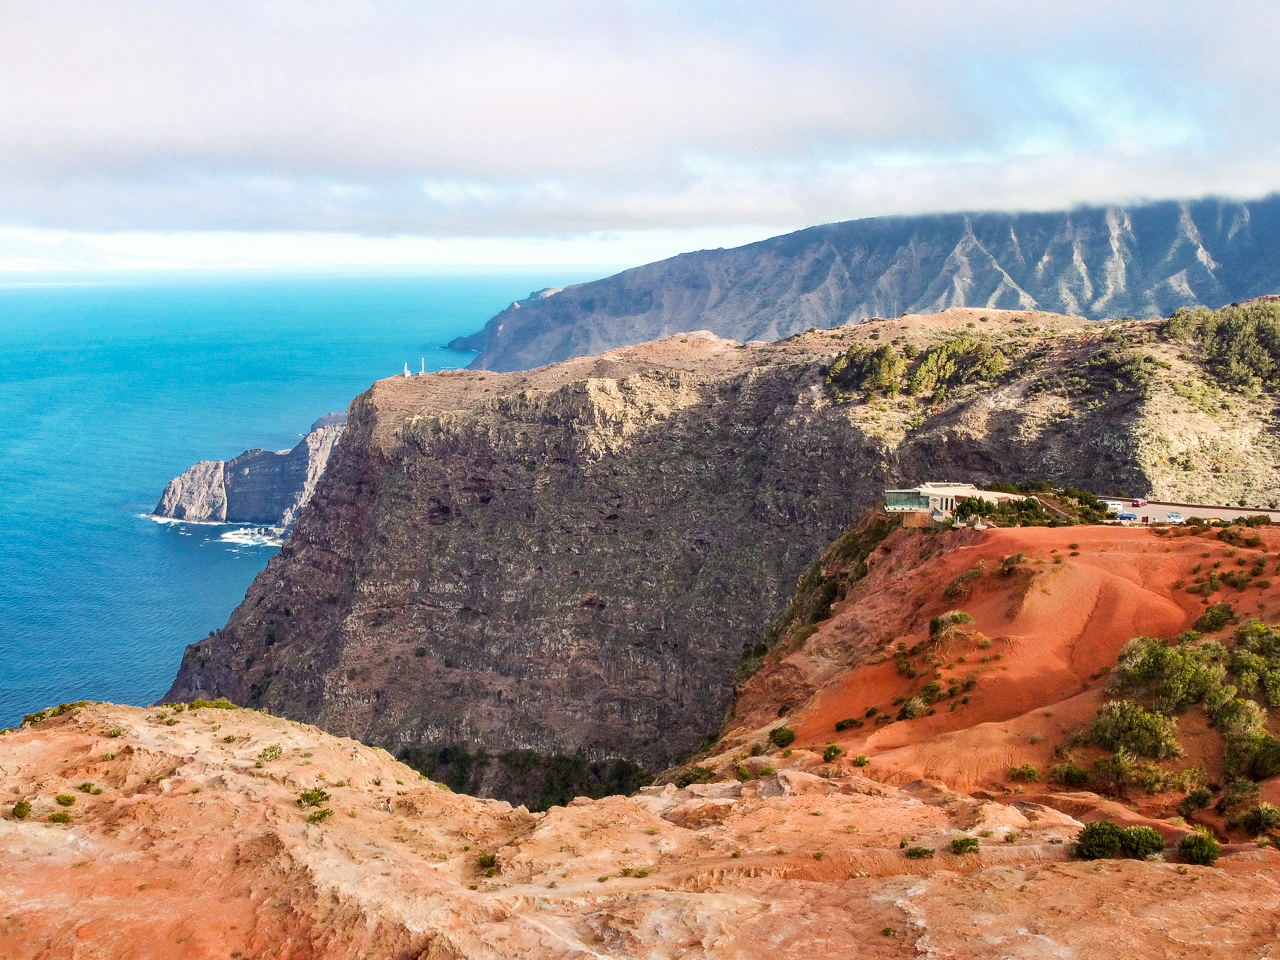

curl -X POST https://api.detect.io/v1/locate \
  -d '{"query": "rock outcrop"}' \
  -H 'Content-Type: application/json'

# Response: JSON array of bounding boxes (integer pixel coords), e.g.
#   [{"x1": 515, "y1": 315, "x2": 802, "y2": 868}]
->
[
  {"x1": 453, "y1": 195, "x2": 1280, "y2": 371},
  {"x1": 165, "y1": 308, "x2": 1280, "y2": 800},
  {"x1": 5, "y1": 701, "x2": 1278, "y2": 960},
  {"x1": 153, "y1": 414, "x2": 347, "y2": 528}
]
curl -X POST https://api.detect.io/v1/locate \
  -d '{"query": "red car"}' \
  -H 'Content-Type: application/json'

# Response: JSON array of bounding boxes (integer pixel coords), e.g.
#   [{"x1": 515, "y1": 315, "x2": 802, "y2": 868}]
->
[{"x1": 1132, "y1": 498, "x2": 1148, "y2": 506}]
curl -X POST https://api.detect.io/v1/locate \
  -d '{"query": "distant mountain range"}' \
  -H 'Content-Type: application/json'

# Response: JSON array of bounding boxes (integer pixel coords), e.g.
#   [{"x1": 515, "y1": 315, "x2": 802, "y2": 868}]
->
[{"x1": 452, "y1": 195, "x2": 1280, "y2": 371}]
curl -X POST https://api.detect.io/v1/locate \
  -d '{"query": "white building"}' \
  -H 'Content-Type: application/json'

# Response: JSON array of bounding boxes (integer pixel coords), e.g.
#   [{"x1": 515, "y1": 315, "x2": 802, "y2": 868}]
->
[{"x1": 884, "y1": 482, "x2": 1023, "y2": 517}]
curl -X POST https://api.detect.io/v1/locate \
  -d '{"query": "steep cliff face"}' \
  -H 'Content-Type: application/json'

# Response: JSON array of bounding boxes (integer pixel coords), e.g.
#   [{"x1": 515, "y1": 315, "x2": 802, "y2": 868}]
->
[
  {"x1": 154, "y1": 414, "x2": 347, "y2": 528},
  {"x1": 165, "y1": 307, "x2": 1280, "y2": 800},
  {"x1": 454, "y1": 196, "x2": 1280, "y2": 372}
]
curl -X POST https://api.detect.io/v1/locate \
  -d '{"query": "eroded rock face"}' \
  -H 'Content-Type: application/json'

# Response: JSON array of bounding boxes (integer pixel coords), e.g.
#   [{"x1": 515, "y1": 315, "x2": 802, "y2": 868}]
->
[
  {"x1": 166, "y1": 311, "x2": 1280, "y2": 796},
  {"x1": 153, "y1": 414, "x2": 347, "y2": 528},
  {"x1": 454, "y1": 196, "x2": 1280, "y2": 371},
  {"x1": 3, "y1": 703, "x2": 1278, "y2": 960}
]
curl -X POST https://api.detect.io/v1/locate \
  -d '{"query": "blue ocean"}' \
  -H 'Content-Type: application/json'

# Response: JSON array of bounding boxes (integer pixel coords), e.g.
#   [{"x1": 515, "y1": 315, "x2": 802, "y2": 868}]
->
[{"x1": 0, "y1": 271, "x2": 598, "y2": 728}]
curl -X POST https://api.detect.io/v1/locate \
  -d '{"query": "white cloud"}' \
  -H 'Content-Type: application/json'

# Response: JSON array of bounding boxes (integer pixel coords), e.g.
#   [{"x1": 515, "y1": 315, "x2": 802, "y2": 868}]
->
[{"x1": 0, "y1": 0, "x2": 1277, "y2": 265}]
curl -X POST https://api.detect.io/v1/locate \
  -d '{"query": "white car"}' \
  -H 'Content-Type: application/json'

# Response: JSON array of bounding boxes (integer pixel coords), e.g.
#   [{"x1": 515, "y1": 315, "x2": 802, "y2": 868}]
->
[{"x1": 1165, "y1": 512, "x2": 1185, "y2": 525}]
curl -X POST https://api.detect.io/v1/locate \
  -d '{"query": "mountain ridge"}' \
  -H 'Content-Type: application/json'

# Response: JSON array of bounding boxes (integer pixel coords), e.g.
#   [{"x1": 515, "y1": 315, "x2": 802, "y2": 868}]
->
[{"x1": 454, "y1": 196, "x2": 1280, "y2": 372}]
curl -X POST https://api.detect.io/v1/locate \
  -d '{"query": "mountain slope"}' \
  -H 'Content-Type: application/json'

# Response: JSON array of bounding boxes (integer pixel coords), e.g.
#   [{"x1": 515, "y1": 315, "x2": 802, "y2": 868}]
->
[
  {"x1": 166, "y1": 305, "x2": 1280, "y2": 801},
  {"x1": 454, "y1": 196, "x2": 1280, "y2": 371}
]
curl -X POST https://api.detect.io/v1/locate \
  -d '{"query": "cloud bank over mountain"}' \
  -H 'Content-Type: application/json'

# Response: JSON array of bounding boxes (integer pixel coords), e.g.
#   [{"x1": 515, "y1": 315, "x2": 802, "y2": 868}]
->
[{"x1": 1, "y1": 1, "x2": 1278, "y2": 254}]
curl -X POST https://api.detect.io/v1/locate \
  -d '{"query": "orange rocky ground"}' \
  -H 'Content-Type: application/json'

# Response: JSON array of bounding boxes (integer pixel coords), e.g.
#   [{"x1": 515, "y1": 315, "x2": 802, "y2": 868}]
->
[
  {"x1": 725, "y1": 522, "x2": 1280, "y2": 816},
  {"x1": 4, "y1": 702, "x2": 1280, "y2": 959}
]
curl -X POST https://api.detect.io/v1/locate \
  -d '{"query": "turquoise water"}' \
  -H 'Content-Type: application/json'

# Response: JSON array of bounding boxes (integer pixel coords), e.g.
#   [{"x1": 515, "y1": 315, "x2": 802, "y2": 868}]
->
[{"x1": 0, "y1": 271, "x2": 594, "y2": 727}]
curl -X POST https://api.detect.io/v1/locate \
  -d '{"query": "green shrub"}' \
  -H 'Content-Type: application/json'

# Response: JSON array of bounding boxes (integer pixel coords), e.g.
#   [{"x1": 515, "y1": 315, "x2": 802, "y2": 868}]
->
[
  {"x1": 1216, "y1": 777, "x2": 1261, "y2": 814},
  {"x1": 55, "y1": 794, "x2": 75, "y2": 807},
  {"x1": 307, "y1": 808, "x2": 333, "y2": 824},
  {"x1": 929, "y1": 610, "x2": 975, "y2": 640},
  {"x1": 1120, "y1": 825, "x2": 1165, "y2": 859},
  {"x1": 896, "y1": 697, "x2": 925, "y2": 721},
  {"x1": 834, "y1": 718, "x2": 863, "y2": 731},
  {"x1": 1195, "y1": 603, "x2": 1236, "y2": 632},
  {"x1": 674, "y1": 766, "x2": 715, "y2": 788},
  {"x1": 48, "y1": 811, "x2": 71, "y2": 824},
  {"x1": 904, "y1": 845, "x2": 935, "y2": 859},
  {"x1": 1091, "y1": 700, "x2": 1182, "y2": 760},
  {"x1": 1239, "y1": 802, "x2": 1280, "y2": 834},
  {"x1": 297, "y1": 788, "x2": 330, "y2": 808},
  {"x1": 823, "y1": 744, "x2": 845, "y2": 763},
  {"x1": 1052, "y1": 762, "x2": 1088, "y2": 787},
  {"x1": 188, "y1": 697, "x2": 238, "y2": 710},
  {"x1": 106, "y1": 726, "x2": 125, "y2": 738},
  {"x1": 255, "y1": 744, "x2": 283, "y2": 767},
  {"x1": 853, "y1": 754, "x2": 870, "y2": 767},
  {"x1": 12, "y1": 800, "x2": 31, "y2": 820},
  {"x1": 1009, "y1": 764, "x2": 1039, "y2": 782},
  {"x1": 1179, "y1": 788, "x2": 1213, "y2": 819},
  {"x1": 477, "y1": 851, "x2": 497, "y2": 869},
  {"x1": 1178, "y1": 831, "x2": 1221, "y2": 866},
  {"x1": 769, "y1": 727, "x2": 796, "y2": 749},
  {"x1": 950, "y1": 835, "x2": 979, "y2": 855},
  {"x1": 1076, "y1": 820, "x2": 1124, "y2": 859}
]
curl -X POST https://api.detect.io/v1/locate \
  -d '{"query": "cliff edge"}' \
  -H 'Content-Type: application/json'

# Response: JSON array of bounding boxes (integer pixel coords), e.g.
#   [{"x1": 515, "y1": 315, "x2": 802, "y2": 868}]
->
[{"x1": 166, "y1": 304, "x2": 1280, "y2": 801}]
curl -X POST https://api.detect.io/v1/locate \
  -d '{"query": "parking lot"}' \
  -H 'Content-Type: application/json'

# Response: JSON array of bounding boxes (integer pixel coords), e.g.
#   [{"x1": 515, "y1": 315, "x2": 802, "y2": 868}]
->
[{"x1": 1116, "y1": 500, "x2": 1280, "y2": 525}]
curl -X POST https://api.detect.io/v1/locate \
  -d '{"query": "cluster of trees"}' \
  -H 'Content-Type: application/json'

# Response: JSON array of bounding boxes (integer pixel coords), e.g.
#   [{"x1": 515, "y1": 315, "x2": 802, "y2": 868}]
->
[
  {"x1": 824, "y1": 334, "x2": 1009, "y2": 402},
  {"x1": 1163, "y1": 300, "x2": 1280, "y2": 391}
]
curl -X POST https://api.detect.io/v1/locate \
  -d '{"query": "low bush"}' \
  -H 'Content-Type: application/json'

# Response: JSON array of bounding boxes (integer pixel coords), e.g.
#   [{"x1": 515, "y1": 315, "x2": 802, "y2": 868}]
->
[
  {"x1": 47, "y1": 811, "x2": 71, "y2": 824},
  {"x1": 297, "y1": 788, "x2": 330, "y2": 808},
  {"x1": 834, "y1": 718, "x2": 863, "y2": 732},
  {"x1": 1009, "y1": 764, "x2": 1039, "y2": 782},
  {"x1": 1178, "y1": 831, "x2": 1221, "y2": 866},
  {"x1": 106, "y1": 726, "x2": 125, "y2": 738},
  {"x1": 853, "y1": 754, "x2": 870, "y2": 767},
  {"x1": 55, "y1": 794, "x2": 75, "y2": 807},
  {"x1": 903, "y1": 845, "x2": 935, "y2": 859},
  {"x1": 1091, "y1": 700, "x2": 1182, "y2": 760},
  {"x1": 1120, "y1": 825, "x2": 1165, "y2": 859},
  {"x1": 307, "y1": 808, "x2": 334, "y2": 824},
  {"x1": 477, "y1": 851, "x2": 497, "y2": 869},
  {"x1": 1195, "y1": 603, "x2": 1236, "y2": 632},
  {"x1": 1076, "y1": 820, "x2": 1124, "y2": 859},
  {"x1": 950, "y1": 835, "x2": 979, "y2": 855},
  {"x1": 12, "y1": 800, "x2": 31, "y2": 820},
  {"x1": 673, "y1": 766, "x2": 715, "y2": 788},
  {"x1": 929, "y1": 610, "x2": 975, "y2": 640},
  {"x1": 1179, "y1": 788, "x2": 1213, "y2": 818},
  {"x1": 189, "y1": 697, "x2": 238, "y2": 710},
  {"x1": 769, "y1": 727, "x2": 796, "y2": 749},
  {"x1": 255, "y1": 744, "x2": 283, "y2": 767},
  {"x1": 1239, "y1": 802, "x2": 1280, "y2": 834},
  {"x1": 1052, "y1": 762, "x2": 1088, "y2": 787},
  {"x1": 823, "y1": 744, "x2": 845, "y2": 763}
]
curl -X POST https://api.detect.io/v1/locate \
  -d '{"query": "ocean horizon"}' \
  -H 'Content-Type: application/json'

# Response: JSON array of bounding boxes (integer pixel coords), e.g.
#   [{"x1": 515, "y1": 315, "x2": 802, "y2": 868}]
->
[{"x1": 0, "y1": 270, "x2": 599, "y2": 728}]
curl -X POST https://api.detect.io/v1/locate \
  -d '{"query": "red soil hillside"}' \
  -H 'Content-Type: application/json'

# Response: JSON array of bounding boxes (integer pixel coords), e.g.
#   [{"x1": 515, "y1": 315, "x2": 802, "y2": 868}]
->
[{"x1": 724, "y1": 520, "x2": 1280, "y2": 794}]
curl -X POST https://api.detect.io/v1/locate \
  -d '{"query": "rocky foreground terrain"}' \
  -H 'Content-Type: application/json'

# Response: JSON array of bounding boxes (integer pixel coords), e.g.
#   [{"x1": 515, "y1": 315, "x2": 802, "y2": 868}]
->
[
  {"x1": 453, "y1": 195, "x2": 1280, "y2": 371},
  {"x1": 166, "y1": 303, "x2": 1280, "y2": 800},
  {"x1": 4, "y1": 700, "x2": 1279, "y2": 960},
  {"x1": 153, "y1": 414, "x2": 347, "y2": 529}
]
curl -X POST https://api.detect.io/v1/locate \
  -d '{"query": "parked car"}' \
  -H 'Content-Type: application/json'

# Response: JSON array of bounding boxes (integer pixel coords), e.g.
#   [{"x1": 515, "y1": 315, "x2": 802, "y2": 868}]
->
[
  {"x1": 1132, "y1": 498, "x2": 1148, "y2": 506},
  {"x1": 1166, "y1": 512, "x2": 1185, "y2": 524},
  {"x1": 1116, "y1": 512, "x2": 1139, "y2": 521}
]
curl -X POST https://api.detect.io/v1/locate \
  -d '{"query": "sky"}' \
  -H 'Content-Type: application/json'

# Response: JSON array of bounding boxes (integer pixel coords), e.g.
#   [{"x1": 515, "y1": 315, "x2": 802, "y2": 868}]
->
[{"x1": 2, "y1": 0, "x2": 1278, "y2": 270}]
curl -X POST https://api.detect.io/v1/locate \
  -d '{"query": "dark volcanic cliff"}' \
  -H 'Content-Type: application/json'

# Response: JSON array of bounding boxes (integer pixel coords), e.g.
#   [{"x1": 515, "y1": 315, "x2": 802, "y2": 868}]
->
[
  {"x1": 453, "y1": 196, "x2": 1280, "y2": 372},
  {"x1": 168, "y1": 307, "x2": 1280, "y2": 797}
]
